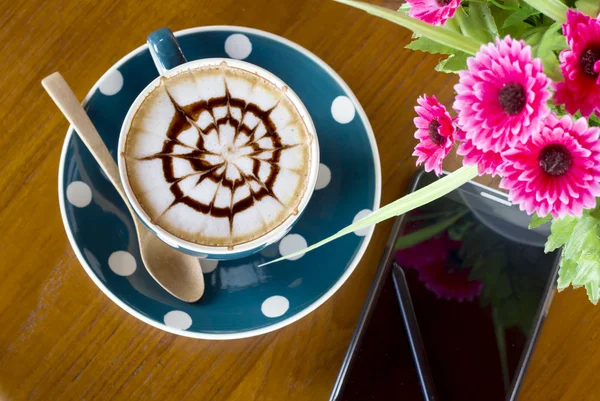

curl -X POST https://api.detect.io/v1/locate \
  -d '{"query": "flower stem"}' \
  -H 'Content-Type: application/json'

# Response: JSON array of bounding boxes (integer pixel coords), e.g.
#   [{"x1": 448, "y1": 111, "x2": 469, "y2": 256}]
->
[
  {"x1": 259, "y1": 166, "x2": 479, "y2": 266},
  {"x1": 333, "y1": 0, "x2": 482, "y2": 55},
  {"x1": 523, "y1": 0, "x2": 568, "y2": 22}
]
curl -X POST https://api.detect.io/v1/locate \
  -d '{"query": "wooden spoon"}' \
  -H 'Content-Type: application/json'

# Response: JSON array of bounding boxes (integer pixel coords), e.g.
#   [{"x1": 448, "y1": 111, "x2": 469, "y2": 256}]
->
[{"x1": 43, "y1": 72, "x2": 205, "y2": 303}]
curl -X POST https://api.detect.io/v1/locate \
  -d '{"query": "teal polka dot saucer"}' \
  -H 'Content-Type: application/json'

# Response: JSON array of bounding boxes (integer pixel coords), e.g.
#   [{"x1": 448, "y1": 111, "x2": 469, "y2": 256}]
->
[{"x1": 58, "y1": 26, "x2": 381, "y2": 339}]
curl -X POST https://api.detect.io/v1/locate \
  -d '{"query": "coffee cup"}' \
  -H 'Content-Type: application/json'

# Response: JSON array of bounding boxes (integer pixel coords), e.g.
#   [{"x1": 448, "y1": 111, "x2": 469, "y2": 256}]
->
[{"x1": 117, "y1": 28, "x2": 319, "y2": 260}]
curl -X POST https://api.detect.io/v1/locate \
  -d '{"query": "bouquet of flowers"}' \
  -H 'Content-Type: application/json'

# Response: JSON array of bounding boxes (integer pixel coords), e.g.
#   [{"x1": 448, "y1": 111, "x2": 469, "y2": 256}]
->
[{"x1": 264, "y1": 0, "x2": 600, "y2": 304}]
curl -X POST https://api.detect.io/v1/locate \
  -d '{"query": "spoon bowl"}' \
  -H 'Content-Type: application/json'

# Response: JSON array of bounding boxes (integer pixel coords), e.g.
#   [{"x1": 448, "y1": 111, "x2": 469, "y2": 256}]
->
[{"x1": 43, "y1": 72, "x2": 205, "y2": 303}]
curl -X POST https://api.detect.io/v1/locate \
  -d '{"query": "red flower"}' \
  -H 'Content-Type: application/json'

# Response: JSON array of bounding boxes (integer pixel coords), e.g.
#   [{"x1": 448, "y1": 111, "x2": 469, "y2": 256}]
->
[
  {"x1": 500, "y1": 114, "x2": 600, "y2": 218},
  {"x1": 412, "y1": 95, "x2": 455, "y2": 176},
  {"x1": 406, "y1": 0, "x2": 460, "y2": 26},
  {"x1": 554, "y1": 9, "x2": 600, "y2": 117},
  {"x1": 454, "y1": 36, "x2": 552, "y2": 154}
]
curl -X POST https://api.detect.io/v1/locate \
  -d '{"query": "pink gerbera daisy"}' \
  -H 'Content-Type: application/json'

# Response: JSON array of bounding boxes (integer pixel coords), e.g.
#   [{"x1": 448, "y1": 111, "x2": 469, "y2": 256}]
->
[
  {"x1": 554, "y1": 9, "x2": 600, "y2": 117},
  {"x1": 500, "y1": 114, "x2": 600, "y2": 218},
  {"x1": 455, "y1": 129, "x2": 505, "y2": 176},
  {"x1": 407, "y1": 0, "x2": 460, "y2": 26},
  {"x1": 454, "y1": 36, "x2": 552, "y2": 154},
  {"x1": 412, "y1": 94, "x2": 455, "y2": 176}
]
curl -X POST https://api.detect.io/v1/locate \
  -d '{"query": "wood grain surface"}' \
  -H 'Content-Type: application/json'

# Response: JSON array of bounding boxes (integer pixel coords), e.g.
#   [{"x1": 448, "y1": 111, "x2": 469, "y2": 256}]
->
[{"x1": 0, "y1": 0, "x2": 596, "y2": 400}]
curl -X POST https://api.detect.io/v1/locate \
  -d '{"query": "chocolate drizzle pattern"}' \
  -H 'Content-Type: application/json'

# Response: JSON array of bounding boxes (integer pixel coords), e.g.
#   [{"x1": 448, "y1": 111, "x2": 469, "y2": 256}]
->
[{"x1": 136, "y1": 79, "x2": 300, "y2": 235}]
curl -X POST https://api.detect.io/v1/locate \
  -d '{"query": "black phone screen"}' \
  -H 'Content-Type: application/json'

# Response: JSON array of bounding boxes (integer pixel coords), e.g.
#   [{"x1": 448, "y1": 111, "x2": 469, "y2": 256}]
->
[{"x1": 332, "y1": 171, "x2": 560, "y2": 401}]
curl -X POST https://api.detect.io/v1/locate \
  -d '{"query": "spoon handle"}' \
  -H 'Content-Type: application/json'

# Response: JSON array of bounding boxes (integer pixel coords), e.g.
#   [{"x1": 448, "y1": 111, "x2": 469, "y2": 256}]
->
[{"x1": 42, "y1": 72, "x2": 126, "y2": 201}]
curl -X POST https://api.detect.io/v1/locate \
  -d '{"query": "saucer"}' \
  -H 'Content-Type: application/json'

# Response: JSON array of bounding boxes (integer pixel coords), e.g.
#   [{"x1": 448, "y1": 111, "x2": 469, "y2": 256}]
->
[{"x1": 58, "y1": 26, "x2": 381, "y2": 339}]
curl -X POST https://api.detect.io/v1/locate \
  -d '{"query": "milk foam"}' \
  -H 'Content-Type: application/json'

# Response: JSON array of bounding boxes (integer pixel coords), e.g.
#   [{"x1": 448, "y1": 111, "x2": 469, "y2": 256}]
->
[{"x1": 124, "y1": 65, "x2": 312, "y2": 247}]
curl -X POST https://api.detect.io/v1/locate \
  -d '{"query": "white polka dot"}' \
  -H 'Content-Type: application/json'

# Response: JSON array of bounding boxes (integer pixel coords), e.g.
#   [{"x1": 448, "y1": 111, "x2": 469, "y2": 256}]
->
[
  {"x1": 261, "y1": 296, "x2": 290, "y2": 318},
  {"x1": 98, "y1": 69, "x2": 124, "y2": 96},
  {"x1": 315, "y1": 163, "x2": 331, "y2": 190},
  {"x1": 224, "y1": 34, "x2": 252, "y2": 60},
  {"x1": 108, "y1": 251, "x2": 137, "y2": 276},
  {"x1": 164, "y1": 310, "x2": 192, "y2": 330},
  {"x1": 279, "y1": 234, "x2": 308, "y2": 261},
  {"x1": 201, "y1": 259, "x2": 219, "y2": 274},
  {"x1": 353, "y1": 209, "x2": 374, "y2": 237},
  {"x1": 66, "y1": 181, "x2": 92, "y2": 208},
  {"x1": 331, "y1": 96, "x2": 356, "y2": 124}
]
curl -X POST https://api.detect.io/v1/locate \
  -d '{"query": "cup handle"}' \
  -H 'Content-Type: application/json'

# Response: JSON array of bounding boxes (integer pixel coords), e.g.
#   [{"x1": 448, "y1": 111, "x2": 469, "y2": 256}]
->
[{"x1": 147, "y1": 28, "x2": 188, "y2": 76}]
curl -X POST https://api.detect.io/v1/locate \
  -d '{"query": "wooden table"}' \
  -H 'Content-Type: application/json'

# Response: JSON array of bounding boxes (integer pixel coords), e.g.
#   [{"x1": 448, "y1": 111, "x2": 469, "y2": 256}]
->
[{"x1": 1, "y1": 0, "x2": 597, "y2": 400}]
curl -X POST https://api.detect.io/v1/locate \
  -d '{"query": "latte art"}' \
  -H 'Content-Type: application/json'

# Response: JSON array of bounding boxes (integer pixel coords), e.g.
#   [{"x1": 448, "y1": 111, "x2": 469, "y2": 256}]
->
[{"x1": 123, "y1": 65, "x2": 314, "y2": 247}]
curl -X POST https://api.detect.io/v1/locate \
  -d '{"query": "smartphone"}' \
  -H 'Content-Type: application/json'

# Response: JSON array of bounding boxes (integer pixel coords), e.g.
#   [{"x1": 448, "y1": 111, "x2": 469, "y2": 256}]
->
[{"x1": 329, "y1": 169, "x2": 561, "y2": 401}]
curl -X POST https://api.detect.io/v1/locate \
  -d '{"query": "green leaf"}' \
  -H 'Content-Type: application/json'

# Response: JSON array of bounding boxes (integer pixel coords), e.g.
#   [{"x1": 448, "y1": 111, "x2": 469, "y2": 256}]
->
[
  {"x1": 523, "y1": 0, "x2": 568, "y2": 22},
  {"x1": 576, "y1": 0, "x2": 600, "y2": 17},
  {"x1": 503, "y1": 21, "x2": 535, "y2": 39},
  {"x1": 588, "y1": 113, "x2": 600, "y2": 127},
  {"x1": 529, "y1": 213, "x2": 552, "y2": 229},
  {"x1": 394, "y1": 210, "x2": 468, "y2": 250},
  {"x1": 545, "y1": 215, "x2": 578, "y2": 253},
  {"x1": 503, "y1": 9, "x2": 538, "y2": 29},
  {"x1": 489, "y1": 0, "x2": 528, "y2": 35},
  {"x1": 404, "y1": 8, "x2": 473, "y2": 74},
  {"x1": 557, "y1": 257, "x2": 577, "y2": 291},
  {"x1": 435, "y1": 52, "x2": 470, "y2": 73},
  {"x1": 260, "y1": 166, "x2": 479, "y2": 266},
  {"x1": 523, "y1": 27, "x2": 547, "y2": 47},
  {"x1": 549, "y1": 102, "x2": 566, "y2": 116},
  {"x1": 405, "y1": 37, "x2": 454, "y2": 55},
  {"x1": 539, "y1": 25, "x2": 569, "y2": 53},
  {"x1": 443, "y1": 15, "x2": 463, "y2": 33},
  {"x1": 554, "y1": 211, "x2": 600, "y2": 304},
  {"x1": 531, "y1": 22, "x2": 567, "y2": 81},
  {"x1": 571, "y1": 256, "x2": 600, "y2": 289},
  {"x1": 585, "y1": 282, "x2": 600, "y2": 305},
  {"x1": 470, "y1": 3, "x2": 500, "y2": 37},
  {"x1": 455, "y1": 4, "x2": 499, "y2": 44},
  {"x1": 562, "y1": 215, "x2": 600, "y2": 261}
]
